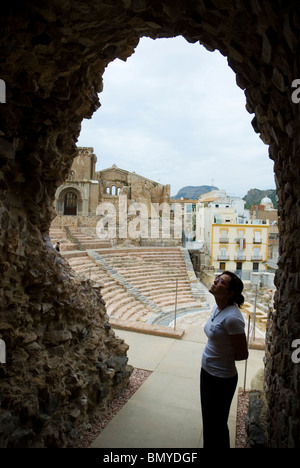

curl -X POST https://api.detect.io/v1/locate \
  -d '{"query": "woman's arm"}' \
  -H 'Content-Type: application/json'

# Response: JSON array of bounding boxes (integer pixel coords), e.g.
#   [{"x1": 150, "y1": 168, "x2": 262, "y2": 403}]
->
[{"x1": 229, "y1": 333, "x2": 249, "y2": 361}]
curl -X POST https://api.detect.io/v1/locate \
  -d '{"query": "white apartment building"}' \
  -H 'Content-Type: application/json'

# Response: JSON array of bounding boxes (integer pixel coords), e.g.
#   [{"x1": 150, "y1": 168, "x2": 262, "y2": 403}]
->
[
  {"x1": 195, "y1": 190, "x2": 269, "y2": 279},
  {"x1": 196, "y1": 190, "x2": 250, "y2": 243}
]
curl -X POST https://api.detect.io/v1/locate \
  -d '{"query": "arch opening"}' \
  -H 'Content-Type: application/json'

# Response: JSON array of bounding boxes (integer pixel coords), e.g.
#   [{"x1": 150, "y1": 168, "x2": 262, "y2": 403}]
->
[
  {"x1": 0, "y1": 1, "x2": 300, "y2": 448},
  {"x1": 64, "y1": 191, "x2": 78, "y2": 215},
  {"x1": 78, "y1": 35, "x2": 277, "y2": 282},
  {"x1": 79, "y1": 36, "x2": 276, "y2": 199}
]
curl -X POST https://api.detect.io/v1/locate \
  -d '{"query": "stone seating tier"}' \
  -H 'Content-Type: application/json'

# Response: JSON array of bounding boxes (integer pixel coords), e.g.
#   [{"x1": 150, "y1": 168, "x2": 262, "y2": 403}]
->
[
  {"x1": 66, "y1": 254, "x2": 154, "y2": 322},
  {"x1": 53, "y1": 227, "x2": 203, "y2": 324}
]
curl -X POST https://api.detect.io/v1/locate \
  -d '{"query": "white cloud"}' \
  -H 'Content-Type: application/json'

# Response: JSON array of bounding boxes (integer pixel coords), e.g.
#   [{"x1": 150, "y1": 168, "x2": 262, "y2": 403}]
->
[{"x1": 78, "y1": 36, "x2": 275, "y2": 198}]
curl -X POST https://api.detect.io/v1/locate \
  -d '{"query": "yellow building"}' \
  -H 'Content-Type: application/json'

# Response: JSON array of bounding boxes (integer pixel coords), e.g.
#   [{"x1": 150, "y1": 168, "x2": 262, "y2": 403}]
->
[{"x1": 211, "y1": 222, "x2": 269, "y2": 279}]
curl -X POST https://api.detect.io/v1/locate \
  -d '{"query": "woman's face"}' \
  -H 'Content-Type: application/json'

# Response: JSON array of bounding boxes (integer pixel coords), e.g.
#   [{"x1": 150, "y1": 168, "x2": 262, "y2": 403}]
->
[{"x1": 209, "y1": 274, "x2": 233, "y2": 301}]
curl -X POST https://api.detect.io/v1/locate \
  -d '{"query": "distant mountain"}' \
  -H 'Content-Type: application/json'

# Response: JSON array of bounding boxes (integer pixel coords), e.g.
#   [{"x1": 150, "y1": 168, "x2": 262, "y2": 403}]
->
[
  {"x1": 171, "y1": 186, "x2": 278, "y2": 208},
  {"x1": 171, "y1": 185, "x2": 218, "y2": 200},
  {"x1": 243, "y1": 188, "x2": 277, "y2": 209}
]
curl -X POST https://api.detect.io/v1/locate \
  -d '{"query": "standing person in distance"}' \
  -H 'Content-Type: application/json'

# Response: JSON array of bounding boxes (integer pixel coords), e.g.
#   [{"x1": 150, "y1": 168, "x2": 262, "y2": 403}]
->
[
  {"x1": 200, "y1": 271, "x2": 249, "y2": 448},
  {"x1": 53, "y1": 241, "x2": 60, "y2": 252}
]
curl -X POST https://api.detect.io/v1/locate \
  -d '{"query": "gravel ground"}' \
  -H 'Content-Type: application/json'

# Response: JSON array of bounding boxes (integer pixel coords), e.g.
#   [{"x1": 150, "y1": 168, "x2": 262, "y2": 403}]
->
[
  {"x1": 236, "y1": 389, "x2": 250, "y2": 448},
  {"x1": 73, "y1": 368, "x2": 152, "y2": 448},
  {"x1": 73, "y1": 369, "x2": 250, "y2": 449}
]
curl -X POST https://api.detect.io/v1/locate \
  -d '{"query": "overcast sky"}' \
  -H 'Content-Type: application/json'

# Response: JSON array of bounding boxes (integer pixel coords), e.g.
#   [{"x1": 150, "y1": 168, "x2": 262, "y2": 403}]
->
[{"x1": 77, "y1": 36, "x2": 276, "y2": 198}]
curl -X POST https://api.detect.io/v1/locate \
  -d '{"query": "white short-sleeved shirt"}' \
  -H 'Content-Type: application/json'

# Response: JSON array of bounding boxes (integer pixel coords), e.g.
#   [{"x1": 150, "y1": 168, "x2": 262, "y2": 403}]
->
[{"x1": 201, "y1": 304, "x2": 245, "y2": 378}]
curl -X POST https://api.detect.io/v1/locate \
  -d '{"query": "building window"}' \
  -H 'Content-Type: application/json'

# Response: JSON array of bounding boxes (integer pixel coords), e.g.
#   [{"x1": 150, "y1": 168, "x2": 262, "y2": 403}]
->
[
  {"x1": 219, "y1": 262, "x2": 226, "y2": 271},
  {"x1": 220, "y1": 229, "x2": 229, "y2": 243},
  {"x1": 64, "y1": 192, "x2": 77, "y2": 215},
  {"x1": 253, "y1": 262, "x2": 259, "y2": 271},
  {"x1": 236, "y1": 262, "x2": 243, "y2": 278},
  {"x1": 220, "y1": 247, "x2": 227, "y2": 260},
  {"x1": 236, "y1": 248, "x2": 245, "y2": 261},
  {"x1": 252, "y1": 247, "x2": 261, "y2": 261},
  {"x1": 254, "y1": 231, "x2": 262, "y2": 243}
]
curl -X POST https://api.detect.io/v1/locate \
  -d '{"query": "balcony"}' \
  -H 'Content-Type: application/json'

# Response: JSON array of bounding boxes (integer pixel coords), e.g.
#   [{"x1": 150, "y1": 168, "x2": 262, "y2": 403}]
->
[
  {"x1": 251, "y1": 255, "x2": 263, "y2": 261},
  {"x1": 253, "y1": 237, "x2": 262, "y2": 244},
  {"x1": 219, "y1": 237, "x2": 229, "y2": 243},
  {"x1": 218, "y1": 255, "x2": 230, "y2": 261},
  {"x1": 234, "y1": 255, "x2": 246, "y2": 261}
]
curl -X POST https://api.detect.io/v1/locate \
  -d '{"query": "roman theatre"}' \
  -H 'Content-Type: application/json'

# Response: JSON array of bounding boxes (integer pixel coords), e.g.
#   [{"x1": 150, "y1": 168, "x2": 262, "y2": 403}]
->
[{"x1": 0, "y1": 0, "x2": 300, "y2": 448}]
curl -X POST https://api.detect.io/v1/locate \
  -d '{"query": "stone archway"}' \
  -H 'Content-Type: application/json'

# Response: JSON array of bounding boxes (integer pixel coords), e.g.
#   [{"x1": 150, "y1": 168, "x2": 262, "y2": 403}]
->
[
  {"x1": 0, "y1": 1, "x2": 300, "y2": 448},
  {"x1": 55, "y1": 185, "x2": 84, "y2": 216}
]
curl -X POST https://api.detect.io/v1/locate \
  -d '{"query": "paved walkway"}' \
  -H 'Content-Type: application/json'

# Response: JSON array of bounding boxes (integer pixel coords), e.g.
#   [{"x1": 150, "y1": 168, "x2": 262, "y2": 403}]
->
[{"x1": 90, "y1": 322, "x2": 265, "y2": 449}]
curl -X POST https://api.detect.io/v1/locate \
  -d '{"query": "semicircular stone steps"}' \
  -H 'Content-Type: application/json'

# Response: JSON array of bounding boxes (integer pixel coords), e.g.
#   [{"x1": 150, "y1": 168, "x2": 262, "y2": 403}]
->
[
  {"x1": 94, "y1": 247, "x2": 202, "y2": 311},
  {"x1": 60, "y1": 244, "x2": 204, "y2": 325},
  {"x1": 65, "y1": 253, "x2": 156, "y2": 323}
]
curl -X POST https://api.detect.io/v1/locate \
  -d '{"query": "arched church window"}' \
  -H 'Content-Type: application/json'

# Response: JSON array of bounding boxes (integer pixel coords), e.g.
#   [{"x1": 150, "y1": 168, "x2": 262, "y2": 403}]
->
[{"x1": 64, "y1": 192, "x2": 77, "y2": 215}]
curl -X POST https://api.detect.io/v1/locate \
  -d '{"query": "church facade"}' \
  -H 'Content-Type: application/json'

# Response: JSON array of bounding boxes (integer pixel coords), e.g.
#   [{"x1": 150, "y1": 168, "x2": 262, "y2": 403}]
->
[
  {"x1": 55, "y1": 147, "x2": 99, "y2": 217},
  {"x1": 54, "y1": 147, "x2": 170, "y2": 218}
]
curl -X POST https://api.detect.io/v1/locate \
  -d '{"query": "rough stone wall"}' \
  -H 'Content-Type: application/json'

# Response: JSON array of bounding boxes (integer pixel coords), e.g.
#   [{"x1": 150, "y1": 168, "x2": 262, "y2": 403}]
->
[
  {"x1": 1, "y1": 0, "x2": 300, "y2": 447},
  {"x1": 71, "y1": 147, "x2": 97, "y2": 181},
  {"x1": 98, "y1": 165, "x2": 170, "y2": 214},
  {"x1": 0, "y1": 2, "x2": 136, "y2": 447}
]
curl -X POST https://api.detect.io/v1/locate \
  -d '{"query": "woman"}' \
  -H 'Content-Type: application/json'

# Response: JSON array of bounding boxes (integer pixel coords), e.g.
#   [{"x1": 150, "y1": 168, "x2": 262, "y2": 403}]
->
[{"x1": 200, "y1": 271, "x2": 248, "y2": 448}]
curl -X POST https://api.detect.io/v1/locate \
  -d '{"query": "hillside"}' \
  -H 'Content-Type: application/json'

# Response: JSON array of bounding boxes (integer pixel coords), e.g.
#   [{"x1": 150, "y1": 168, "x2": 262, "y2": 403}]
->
[
  {"x1": 243, "y1": 188, "x2": 277, "y2": 209},
  {"x1": 171, "y1": 185, "x2": 218, "y2": 199},
  {"x1": 171, "y1": 185, "x2": 277, "y2": 208}
]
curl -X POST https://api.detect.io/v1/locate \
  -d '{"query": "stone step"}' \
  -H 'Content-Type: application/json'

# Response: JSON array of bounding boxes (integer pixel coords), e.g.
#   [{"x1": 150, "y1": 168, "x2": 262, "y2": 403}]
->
[
  {"x1": 109, "y1": 302, "x2": 150, "y2": 320},
  {"x1": 60, "y1": 243, "x2": 79, "y2": 251},
  {"x1": 107, "y1": 297, "x2": 149, "y2": 318},
  {"x1": 61, "y1": 251, "x2": 88, "y2": 258},
  {"x1": 131, "y1": 281, "x2": 192, "y2": 292},
  {"x1": 151, "y1": 291, "x2": 194, "y2": 302},
  {"x1": 104, "y1": 288, "x2": 129, "y2": 302},
  {"x1": 154, "y1": 297, "x2": 198, "y2": 308},
  {"x1": 63, "y1": 246, "x2": 204, "y2": 324},
  {"x1": 64, "y1": 228, "x2": 112, "y2": 250}
]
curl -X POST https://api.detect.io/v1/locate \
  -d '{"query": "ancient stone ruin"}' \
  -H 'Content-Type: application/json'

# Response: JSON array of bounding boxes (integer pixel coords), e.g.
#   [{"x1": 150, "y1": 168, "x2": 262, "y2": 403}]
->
[
  {"x1": 1, "y1": 0, "x2": 300, "y2": 448},
  {"x1": 54, "y1": 146, "x2": 170, "y2": 218}
]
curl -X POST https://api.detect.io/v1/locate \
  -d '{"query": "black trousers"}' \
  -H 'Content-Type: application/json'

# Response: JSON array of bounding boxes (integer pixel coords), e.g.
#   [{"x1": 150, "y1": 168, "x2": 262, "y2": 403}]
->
[{"x1": 200, "y1": 367, "x2": 238, "y2": 448}]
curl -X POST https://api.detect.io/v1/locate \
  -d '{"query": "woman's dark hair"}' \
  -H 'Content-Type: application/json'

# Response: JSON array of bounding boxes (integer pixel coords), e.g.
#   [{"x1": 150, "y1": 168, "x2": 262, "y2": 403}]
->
[{"x1": 222, "y1": 271, "x2": 244, "y2": 308}]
